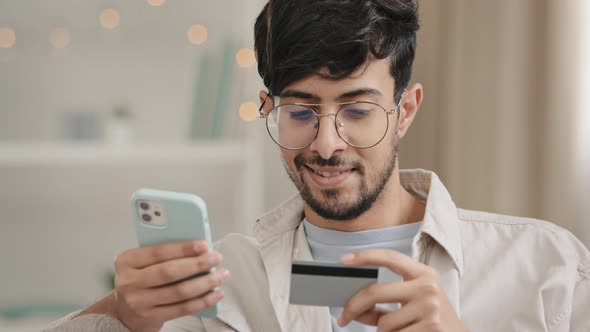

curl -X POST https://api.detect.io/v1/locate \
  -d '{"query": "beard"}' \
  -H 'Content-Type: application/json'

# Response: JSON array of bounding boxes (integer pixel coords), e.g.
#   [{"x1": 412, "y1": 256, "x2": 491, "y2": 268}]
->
[{"x1": 283, "y1": 143, "x2": 398, "y2": 221}]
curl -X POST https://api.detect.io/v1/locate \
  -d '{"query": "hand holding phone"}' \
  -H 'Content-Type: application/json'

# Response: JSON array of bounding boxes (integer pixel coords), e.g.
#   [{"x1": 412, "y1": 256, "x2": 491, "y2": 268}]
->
[{"x1": 105, "y1": 189, "x2": 227, "y2": 332}]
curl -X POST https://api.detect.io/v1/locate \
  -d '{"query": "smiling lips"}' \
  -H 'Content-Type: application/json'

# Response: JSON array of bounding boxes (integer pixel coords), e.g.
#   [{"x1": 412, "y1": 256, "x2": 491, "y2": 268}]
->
[{"x1": 304, "y1": 165, "x2": 355, "y2": 187}]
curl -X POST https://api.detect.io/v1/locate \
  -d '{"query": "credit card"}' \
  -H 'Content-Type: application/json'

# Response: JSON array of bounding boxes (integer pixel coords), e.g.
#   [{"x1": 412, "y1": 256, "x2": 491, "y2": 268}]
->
[{"x1": 289, "y1": 260, "x2": 378, "y2": 307}]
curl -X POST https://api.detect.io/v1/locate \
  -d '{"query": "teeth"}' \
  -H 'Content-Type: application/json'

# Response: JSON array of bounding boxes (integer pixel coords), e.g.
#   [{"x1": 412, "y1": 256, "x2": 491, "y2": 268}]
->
[{"x1": 313, "y1": 169, "x2": 343, "y2": 177}]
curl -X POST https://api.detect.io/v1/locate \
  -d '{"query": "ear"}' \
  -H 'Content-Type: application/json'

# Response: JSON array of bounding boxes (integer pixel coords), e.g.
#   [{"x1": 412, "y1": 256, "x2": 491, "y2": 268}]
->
[
  {"x1": 259, "y1": 90, "x2": 274, "y2": 115},
  {"x1": 396, "y1": 83, "x2": 423, "y2": 139}
]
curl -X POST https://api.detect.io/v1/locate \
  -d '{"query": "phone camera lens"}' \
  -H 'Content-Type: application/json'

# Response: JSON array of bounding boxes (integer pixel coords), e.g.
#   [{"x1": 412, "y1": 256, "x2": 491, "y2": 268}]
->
[
  {"x1": 142, "y1": 214, "x2": 152, "y2": 222},
  {"x1": 154, "y1": 211, "x2": 161, "y2": 217},
  {"x1": 140, "y1": 202, "x2": 150, "y2": 210}
]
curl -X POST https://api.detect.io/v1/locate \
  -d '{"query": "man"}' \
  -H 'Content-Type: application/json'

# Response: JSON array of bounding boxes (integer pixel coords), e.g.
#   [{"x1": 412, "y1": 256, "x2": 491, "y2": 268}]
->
[{"x1": 46, "y1": 0, "x2": 589, "y2": 331}]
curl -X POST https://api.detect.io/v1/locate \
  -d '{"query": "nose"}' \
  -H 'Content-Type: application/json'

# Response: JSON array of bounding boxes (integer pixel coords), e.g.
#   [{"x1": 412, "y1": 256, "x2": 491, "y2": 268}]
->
[{"x1": 308, "y1": 114, "x2": 348, "y2": 159}]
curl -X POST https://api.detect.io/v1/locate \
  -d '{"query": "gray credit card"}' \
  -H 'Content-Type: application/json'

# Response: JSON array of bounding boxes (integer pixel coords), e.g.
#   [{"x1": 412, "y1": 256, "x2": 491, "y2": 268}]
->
[{"x1": 289, "y1": 260, "x2": 379, "y2": 307}]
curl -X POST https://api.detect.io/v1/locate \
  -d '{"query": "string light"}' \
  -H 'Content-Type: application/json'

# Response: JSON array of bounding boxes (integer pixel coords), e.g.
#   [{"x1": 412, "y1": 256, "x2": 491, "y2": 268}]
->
[
  {"x1": 187, "y1": 24, "x2": 207, "y2": 45},
  {"x1": 100, "y1": 8, "x2": 121, "y2": 29},
  {"x1": 235, "y1": 48, "x2": 256, "y2": 68},
  {"x1": 0, "y1": 27, "x2": 16, "y2": 48},
  {"x1": 239, "y1": 102, "x2": 259, "y2": 122},
  {"x1": 50, "y1": 27, "x2": 70, "y2": 49},
  {"x1": 147, "y1": 0, "x2": 166, "y2": 6}
]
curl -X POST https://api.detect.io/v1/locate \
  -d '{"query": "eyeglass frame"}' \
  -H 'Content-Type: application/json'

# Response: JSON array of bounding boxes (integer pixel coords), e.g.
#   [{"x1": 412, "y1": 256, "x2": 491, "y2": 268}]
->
[{"x1": 257, "y1": 89, "x2": 406, "y2": 150}]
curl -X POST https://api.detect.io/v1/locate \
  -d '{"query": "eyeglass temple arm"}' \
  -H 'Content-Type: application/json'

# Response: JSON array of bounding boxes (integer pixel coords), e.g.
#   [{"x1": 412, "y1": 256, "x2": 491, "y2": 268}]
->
[{"x1": 258, "y1": 92, "x2": 272, "y2": 118}]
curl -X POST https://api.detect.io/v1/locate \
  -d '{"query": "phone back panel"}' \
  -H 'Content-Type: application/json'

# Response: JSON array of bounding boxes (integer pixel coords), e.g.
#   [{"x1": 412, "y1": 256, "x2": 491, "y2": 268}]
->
[
  {"x1": 131, "y1": 188, "x2": 212, "y2": 247},
  {"x1": 131, "y1": 188, "x2": 218, "y2": 317}
]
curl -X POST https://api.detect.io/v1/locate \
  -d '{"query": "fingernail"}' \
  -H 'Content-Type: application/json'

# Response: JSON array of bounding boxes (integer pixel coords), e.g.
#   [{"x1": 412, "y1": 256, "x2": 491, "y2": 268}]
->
[
  {"x1": 216, "y1": 269, "x2": 230, "y2": 282},
  {"x1": 337, "y1": 316, "x2": 345, "y2": 326},
  {"x1": 341, "y1": 253, "x2": 355, "y2": 263},
  {"x1": 209, "y1": 253, "x2": 220, "y2": 265}
]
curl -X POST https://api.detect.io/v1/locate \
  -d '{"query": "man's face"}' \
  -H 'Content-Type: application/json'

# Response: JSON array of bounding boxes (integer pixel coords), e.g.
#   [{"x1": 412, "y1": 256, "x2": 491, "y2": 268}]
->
[{"x1": 275, "y1": 59, "x2": 400, "y2": 221}]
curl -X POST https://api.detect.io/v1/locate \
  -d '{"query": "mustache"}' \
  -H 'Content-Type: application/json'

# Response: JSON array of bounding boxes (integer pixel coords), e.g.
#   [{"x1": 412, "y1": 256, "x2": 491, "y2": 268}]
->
[{"x1": 294, "y1": 154, "x2": 364, "y2": 173}]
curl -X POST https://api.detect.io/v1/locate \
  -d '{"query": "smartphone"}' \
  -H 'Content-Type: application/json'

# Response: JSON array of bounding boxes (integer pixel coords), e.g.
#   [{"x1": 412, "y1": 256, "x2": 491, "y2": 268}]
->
[
  {"x1": 131, "y1": 188, "x2": 219, "y2": 318},
  {"x1": 289, "y1": 260, "x2": 378, "y2": 307}
]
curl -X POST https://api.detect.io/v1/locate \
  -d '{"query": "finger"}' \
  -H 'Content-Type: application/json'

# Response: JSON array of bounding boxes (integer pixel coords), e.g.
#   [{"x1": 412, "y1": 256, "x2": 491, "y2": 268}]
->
[
  {"x1": 396, "y1": 320, "x2": 434, "y2": 332},
  {"x1": 341, "y1": 249, "x2": 426, "y2": 280},
  {"x1": 348, "y1": 307, "x2": 389, "y2": 326},
  {"x1": 339, "y1": 281, "x2": 417, "y2": 326},
  {"x1": 134, "y1": 252, "x2": 223, "y2": 288},
  {"x1": 141, "y1": 268, "x2": 230, "y2": 306},
  {"x1": 148, "y1": 289, "x2": 224, "y2": 322},
  {"x1": 375, "y1": 302, "x2": 422, "y2": 332},
  {"x1": 115, "y1": 240, "x2": 209, "y2": 270}
]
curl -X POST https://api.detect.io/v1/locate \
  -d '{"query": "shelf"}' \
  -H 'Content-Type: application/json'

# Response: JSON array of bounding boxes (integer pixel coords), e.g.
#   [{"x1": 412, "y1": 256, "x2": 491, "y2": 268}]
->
[{"x1": 0, "y1": 141, "x2": 254, "y2": 166}]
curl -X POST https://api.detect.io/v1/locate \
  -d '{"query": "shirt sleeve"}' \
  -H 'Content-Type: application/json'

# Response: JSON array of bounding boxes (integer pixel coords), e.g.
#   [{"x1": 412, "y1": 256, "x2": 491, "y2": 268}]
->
[
  {"x1": 570, "y1": 269, "x2": 590, "y2": 332},
  {"x1": 41, "y1": 311, "x2": 131, "y2": 332}
]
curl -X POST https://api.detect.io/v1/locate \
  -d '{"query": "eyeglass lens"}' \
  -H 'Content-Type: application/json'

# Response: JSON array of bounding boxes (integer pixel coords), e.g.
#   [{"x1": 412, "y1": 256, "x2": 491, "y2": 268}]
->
[{"x1": 265, "y1": 102, "x2": 389, "y2": 149}]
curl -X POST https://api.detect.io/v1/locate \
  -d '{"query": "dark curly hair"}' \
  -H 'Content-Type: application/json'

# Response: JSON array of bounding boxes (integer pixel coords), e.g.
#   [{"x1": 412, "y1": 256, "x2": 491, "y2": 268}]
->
[{"x1": 254, "y1": 0, "x2": 419, "y2": 102}]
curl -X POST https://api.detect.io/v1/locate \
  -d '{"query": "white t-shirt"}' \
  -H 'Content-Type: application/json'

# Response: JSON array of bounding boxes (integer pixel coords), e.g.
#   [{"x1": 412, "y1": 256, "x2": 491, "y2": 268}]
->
[{"x1": 303, "y1": 219, "x2": 422, "y2": 332}]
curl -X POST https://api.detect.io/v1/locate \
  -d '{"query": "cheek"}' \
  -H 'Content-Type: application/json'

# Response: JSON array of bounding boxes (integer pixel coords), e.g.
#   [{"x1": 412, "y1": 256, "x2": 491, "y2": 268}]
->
[
  {"x1": 359, "y1": 145, "x2": 392, "y2": 172},
  {"x1": 280, "y1": 150, "x2": 298, "y2": 170}
]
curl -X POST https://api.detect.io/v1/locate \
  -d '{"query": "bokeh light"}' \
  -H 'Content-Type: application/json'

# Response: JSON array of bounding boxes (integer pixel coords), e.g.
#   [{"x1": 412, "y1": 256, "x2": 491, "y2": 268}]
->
[
  {"x1": 239, "y1": 102, "x2": 259, "y2": 122},
  {"x1": 187, "y1": 24, "x2": 208, "y2": 45},
  {"x1": 235, "y1": 48, "x2": 256, "y2": 68},
  {"x1": 0, "y1": 27, "x2": 16, "y2": 48},
  {"x1": 100, "y1": 8, "x2": 121, "y2": 29},
  {"x1": 147, "y1": 0, "x2": 167, "y2": 6},
  {"x1": 50, "y1": 27, "x2": 70, "y2": 49}
]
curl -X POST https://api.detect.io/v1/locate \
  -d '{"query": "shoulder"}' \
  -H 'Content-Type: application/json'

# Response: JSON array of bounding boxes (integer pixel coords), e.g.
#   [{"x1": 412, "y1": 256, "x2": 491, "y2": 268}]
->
[
  {"x1": 457, "y1": 208, "x2": 567, "y2": 236},
  {"x1": 213, "y1": 233, "x2": 264, "y2": 272},
  {"x1": 212, "y1": 233, "x2": 268, "y2": 281},
  {"x1": 214, "y1": 232, "x2": 259, "y2": 252},
  {"x1": 457, "y1": 208, "x2": 590, "y2": 279}
]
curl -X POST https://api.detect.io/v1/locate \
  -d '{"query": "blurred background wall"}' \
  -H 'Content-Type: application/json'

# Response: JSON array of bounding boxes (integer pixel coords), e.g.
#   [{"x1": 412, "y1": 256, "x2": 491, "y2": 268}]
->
[{"x1": 0, "y1": 0, "x2": 588, "y2": 330}]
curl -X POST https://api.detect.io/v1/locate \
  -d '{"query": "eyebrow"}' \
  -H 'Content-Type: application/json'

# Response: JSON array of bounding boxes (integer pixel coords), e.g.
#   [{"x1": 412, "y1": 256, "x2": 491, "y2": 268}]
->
[{"x1": 278, "y1": 88, "x2": 383, "y2": 102}]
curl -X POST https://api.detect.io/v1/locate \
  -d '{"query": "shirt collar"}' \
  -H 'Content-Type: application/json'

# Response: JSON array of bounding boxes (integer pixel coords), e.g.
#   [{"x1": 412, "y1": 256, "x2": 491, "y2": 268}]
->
[
  {"x1": 400, "y1": 169, "x2": 464, "y2": 276},
  {"x1": 253, "y1": 169, "x2": 464, "y2": 276}
]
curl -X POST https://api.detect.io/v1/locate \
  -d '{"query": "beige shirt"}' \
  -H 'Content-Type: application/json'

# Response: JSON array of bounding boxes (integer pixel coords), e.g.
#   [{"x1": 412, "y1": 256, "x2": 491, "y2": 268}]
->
[{"x1": 45, "y1": 169, "x2": 590, "y2": 332}]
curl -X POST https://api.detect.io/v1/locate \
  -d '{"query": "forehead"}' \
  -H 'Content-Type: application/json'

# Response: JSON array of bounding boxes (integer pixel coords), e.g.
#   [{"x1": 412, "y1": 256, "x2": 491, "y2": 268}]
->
[{"x1": 281, "y1": 58, "x2": 395, "y2": 102}]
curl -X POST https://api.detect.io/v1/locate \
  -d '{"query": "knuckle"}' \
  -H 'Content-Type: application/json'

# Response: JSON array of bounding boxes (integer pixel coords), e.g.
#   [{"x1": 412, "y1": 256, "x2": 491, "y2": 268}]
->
[
  {"x1": 376, "y1": 316, "x2": 391, "y2": 332},
  {"x1": 420, "y1": 280, "x2": 440, "y2": 295},
  {"x1": 203, "y1": 293, "x2": 219, "y2": 307},
  {"x1": 181, "y1": 299, "x2": 205, "y2": 316},
  {"x1": 171, "y1": 282, "x2": 191, "y2": 299},
  {"x1": 113, "y1": 253, "x2": 127, "y2": 271},
  {"x1": 157, "y1": 265, "x2": 176, "y2": 281},
  {"x1": 424, "y1": 266, "x2": 438, "y2": 278},
  {"x1": 423, "y1": 297, "x2": 441, "y2": 312},
  {"x1": 137, "y1": 309, "x2": 151, "y2": 319},
  {"x1": 115, "y1": 271, "x2": 139, "y2": 290},
  {"x1": 196, "y1": 256, "x2": 212, "y2": 271},
  {"x1": 205, "y1": 274, "x2": 219, "y2": 290},
  {"x1": 342, "y1": 301, "x2": 354, "y2": 314},
  {"x1": 152, "y1": 246, "x2": 167, "y2": 261},
  {"x1": 426, "y1": 320, "x2": 443, "y2": 332},
  {"x1": 114, "y1": 274, "x2": 129, "y2": 289}
]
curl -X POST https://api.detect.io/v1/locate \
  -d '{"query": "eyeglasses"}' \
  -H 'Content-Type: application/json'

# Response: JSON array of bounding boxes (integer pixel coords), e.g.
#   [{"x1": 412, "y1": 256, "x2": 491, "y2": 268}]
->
[{"x1": 258, "y1": 91, "x2": 405, "y2": 150}]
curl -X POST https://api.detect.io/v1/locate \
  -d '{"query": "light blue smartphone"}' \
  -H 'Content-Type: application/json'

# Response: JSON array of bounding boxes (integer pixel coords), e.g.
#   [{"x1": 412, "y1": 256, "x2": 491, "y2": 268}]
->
[{"x1": 131, "y1": 188, "x2": 219, "y2": 318}]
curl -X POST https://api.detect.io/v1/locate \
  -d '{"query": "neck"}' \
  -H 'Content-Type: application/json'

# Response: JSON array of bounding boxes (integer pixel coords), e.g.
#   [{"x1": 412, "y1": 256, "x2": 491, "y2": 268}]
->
[{"x1": 303, "y1": 169, "x2": 425, "y2": 232}]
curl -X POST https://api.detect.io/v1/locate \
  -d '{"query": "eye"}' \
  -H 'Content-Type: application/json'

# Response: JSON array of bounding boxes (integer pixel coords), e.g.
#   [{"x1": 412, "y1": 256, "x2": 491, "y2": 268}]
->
[
  {"x1": 288, "y1": 109, "x2": 315, "y2": 121},
  {"x1": 341, "y1": 108, "x2": 371, "y2": 119}
]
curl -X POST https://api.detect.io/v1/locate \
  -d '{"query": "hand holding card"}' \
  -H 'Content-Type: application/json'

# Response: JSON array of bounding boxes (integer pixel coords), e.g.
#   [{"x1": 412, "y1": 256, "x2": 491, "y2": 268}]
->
[{"x1": 289, "y1": 260, "x2": 378, "y2": 307}]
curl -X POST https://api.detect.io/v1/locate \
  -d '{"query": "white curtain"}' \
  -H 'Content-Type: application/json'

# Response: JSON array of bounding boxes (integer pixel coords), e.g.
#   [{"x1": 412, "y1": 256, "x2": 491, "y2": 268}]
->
[
  {"x1": 577, "y1": 0, "x2": 590, "y2": 243},
  {"x1": 402, "y1": 0, "x2": 589, "y2": 245}
]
